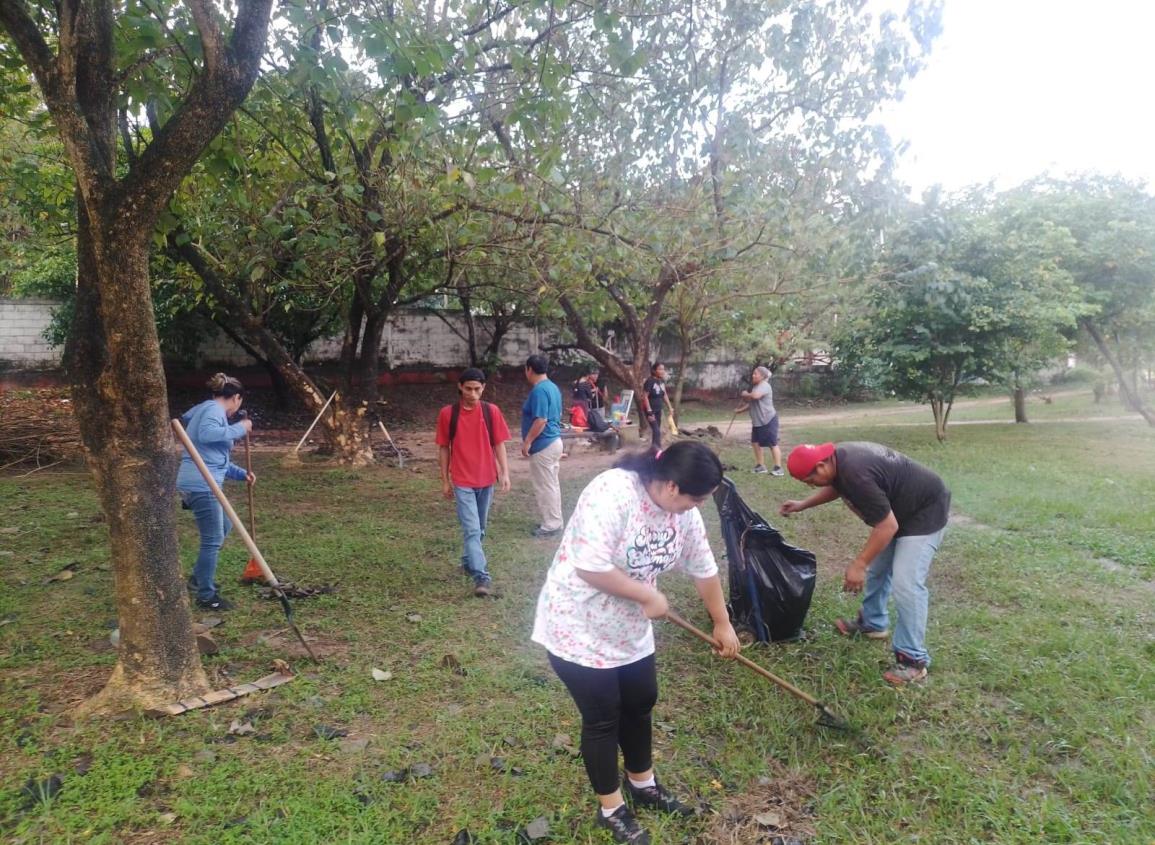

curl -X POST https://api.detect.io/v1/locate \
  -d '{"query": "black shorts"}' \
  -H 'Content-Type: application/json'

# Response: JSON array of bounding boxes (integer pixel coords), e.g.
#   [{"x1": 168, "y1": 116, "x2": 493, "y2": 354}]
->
[{"x1": 751, "y1": 416, "x2": 779, "y2": 447}]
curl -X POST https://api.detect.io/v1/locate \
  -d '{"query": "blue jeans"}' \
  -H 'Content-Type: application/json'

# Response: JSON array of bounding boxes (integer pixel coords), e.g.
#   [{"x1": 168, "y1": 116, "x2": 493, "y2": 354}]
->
[
  {"x1": 454, "y1": 485, "x2": 493, "y2": 583},
  {"x1": 183, "y1": 490, "x2": 232, "y2": 602},
  {"x1": 858, "y1": 527, "x2": 945, "y2": 667}
]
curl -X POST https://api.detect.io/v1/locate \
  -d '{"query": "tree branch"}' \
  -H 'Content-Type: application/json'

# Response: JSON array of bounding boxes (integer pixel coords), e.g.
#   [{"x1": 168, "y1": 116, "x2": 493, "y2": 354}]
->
[{"x1": 118, "y1": 0, "x2": 275, "y2": 225}]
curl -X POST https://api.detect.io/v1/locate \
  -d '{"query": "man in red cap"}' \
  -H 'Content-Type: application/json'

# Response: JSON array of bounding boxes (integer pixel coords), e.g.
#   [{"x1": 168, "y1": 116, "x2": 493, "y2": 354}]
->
[{"x1": 780, "y1": 442, "x2": 950, "y2": 685}]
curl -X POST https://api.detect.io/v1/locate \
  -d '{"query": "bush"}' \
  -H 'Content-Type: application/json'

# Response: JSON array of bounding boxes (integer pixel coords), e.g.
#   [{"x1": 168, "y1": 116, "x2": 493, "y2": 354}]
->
[{"x1": 1050, "y1": 365, "x2": 1101, "y2": 386}]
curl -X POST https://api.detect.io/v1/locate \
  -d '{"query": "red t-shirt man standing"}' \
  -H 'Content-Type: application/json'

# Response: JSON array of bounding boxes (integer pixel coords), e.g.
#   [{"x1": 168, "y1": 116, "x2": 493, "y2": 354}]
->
[{"x1": 435, "y1": 368, "x2": 512, "y2": 596}]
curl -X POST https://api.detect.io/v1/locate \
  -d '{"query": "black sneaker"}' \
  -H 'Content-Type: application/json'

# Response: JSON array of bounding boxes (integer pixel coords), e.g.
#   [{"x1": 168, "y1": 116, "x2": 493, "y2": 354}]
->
[
  {"x1": 595, "y1": 804, "x2": 650, "y2": 844},
  {"x1": 624, "y1": 779, "x2": 696, "y2": 817},
  {"x1": 196, "y1": 593, "x2": 235, "y2": 611},
  {"x1": 186, "y1": 575, "x2": 197, "y2": 591}
]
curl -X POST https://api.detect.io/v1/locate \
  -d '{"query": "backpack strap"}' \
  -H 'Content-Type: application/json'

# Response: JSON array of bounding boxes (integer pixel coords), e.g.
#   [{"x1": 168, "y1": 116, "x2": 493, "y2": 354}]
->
[
  {"x1": 448, "y1": 402, "x2": 461, "y2": 445},
  {"x1": 448, "y1": 401, "x2": 496, "y2": 447},
  {"x1": 482, "y1": 401, "x2": 495, "y2": 446}
]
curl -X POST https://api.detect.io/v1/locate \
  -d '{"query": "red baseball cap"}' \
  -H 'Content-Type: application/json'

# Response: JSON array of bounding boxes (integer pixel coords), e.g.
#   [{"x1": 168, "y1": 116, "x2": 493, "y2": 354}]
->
[{"x1": 787, "y1": 442, "x2": 835, "y2": 480}]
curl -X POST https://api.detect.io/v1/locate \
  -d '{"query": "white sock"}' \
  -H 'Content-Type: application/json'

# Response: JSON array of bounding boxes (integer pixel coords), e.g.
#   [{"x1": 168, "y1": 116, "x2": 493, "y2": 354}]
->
[
  {"x1": 628, "y1": 775, "x2": 656, "y2": 789},
  {"x1": 601, "y1": 803, "x2": 624, "y2": 818}
]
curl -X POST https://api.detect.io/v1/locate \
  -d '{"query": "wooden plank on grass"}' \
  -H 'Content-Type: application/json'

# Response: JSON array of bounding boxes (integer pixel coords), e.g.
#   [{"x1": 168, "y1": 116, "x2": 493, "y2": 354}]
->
[{"x1": 145, "y1": 672, "x2": 294, "y2": 717}]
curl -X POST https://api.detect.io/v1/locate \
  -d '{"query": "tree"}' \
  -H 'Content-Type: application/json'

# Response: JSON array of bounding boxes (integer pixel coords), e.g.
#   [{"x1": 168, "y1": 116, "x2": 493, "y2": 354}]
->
[
  {"x1": 1003, "y1": 177, "x2": 1155, "y2": 425},
  {"x1": 836, "y1": 192, "x2": 1083, "y2": 440},
  {"x1": 0, "y1": 0, "x2": 274, "y2": 714},
  {"x1": 473, "y1": 0, "x2": 941, "y2": 417}
]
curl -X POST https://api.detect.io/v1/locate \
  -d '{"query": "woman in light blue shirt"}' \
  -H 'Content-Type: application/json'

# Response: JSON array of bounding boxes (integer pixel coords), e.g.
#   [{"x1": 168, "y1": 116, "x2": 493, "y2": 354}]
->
[{"x1": 177, "y1": 373, "x2": 254, "y2": 611}]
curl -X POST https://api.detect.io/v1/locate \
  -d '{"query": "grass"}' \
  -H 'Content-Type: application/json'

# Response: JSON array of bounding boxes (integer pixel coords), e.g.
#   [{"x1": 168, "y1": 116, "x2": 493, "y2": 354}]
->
[{"x1": 1, "y1": 404, "x2": 1153, "y2": 844}]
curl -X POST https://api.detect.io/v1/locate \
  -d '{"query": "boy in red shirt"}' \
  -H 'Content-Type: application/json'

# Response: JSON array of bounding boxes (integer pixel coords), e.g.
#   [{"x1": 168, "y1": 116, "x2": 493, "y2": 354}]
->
[{"x1": 436, "y1": 368, "x2": 512, "y2": 596}]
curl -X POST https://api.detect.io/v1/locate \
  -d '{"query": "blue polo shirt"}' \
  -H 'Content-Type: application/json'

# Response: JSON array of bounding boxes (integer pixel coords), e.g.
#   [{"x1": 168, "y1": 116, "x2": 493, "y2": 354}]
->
[{"x1": 521, "y1": 379, "x2": 562, "y2": 454}]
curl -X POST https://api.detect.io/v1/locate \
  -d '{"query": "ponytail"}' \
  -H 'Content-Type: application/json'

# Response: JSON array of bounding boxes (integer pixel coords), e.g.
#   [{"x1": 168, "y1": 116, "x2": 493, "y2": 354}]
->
[
  {"x1": 614, "y1": 440, "x2": 723, "y2": 497},
  {"x1": 207, "y1": 372, "x2": 244, "y2": 398}
]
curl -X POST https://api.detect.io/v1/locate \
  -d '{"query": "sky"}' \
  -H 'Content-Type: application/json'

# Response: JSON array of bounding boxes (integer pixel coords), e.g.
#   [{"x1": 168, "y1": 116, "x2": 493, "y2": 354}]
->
[{"x1": 877, "y1": 0, "x2": 1155, "y2": 197}]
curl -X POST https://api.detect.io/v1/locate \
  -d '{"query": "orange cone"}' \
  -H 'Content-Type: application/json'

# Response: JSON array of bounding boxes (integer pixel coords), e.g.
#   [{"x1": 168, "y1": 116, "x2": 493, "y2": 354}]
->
[
  {"x1": 239, "y1": 429, "x2": 264, "y2": 585},
  {"x1": 240, "y1": 558, "x2": 264, "y2": 585}
]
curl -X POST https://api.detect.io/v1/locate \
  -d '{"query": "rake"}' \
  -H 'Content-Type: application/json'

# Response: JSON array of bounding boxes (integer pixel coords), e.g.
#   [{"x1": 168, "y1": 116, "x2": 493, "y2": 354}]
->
[
  {"x1": 665, "y1": 610, "x2": 850, "y2": 730},
  {"x1": 172, "y1": 419, "x2": 318, "y2": 661}
]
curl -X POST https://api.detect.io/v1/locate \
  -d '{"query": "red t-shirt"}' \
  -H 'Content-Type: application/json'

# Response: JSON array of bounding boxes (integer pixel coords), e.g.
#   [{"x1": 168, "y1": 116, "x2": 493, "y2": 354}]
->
[{"x1": 435, "y1": 402, "x2": 511, "y2": 488}]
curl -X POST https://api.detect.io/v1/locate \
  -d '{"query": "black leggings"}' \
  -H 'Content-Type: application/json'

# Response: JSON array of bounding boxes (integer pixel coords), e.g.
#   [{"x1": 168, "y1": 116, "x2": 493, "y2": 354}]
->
[
  {"x1": 548, "y1": 652, "x2": 658, "y2": 796},
  {"x1": 648, "y1": 412, "x2": 662, "y2": 448}
]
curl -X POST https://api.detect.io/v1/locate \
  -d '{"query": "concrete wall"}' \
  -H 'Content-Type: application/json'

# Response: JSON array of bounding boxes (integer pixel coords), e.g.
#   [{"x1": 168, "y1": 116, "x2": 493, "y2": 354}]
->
[
  {"x1": 191, "y1": 310, "x2": 551, "y2": 368},
  {"x1": 0, "y1": 298, "x2": 61, "y2": 368},
  {"x1": 0, "y1": 297, "x2": 750, "y2": 389}
]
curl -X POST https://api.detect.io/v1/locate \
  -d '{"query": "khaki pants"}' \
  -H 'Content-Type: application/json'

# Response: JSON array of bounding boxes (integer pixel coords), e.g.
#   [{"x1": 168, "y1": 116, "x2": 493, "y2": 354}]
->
[{"x1": 528, "y1": 438, "x2": 564, "y2": 531}]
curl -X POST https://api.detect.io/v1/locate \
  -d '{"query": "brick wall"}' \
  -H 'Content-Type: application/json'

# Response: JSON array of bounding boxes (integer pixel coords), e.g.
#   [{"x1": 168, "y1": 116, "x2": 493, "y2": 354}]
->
[{"x1": 0, "y1": 298, "x2": 62, "y2": 367}]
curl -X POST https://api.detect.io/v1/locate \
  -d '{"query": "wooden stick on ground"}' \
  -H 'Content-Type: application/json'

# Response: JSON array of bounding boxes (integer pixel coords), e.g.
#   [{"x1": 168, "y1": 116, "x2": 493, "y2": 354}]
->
[{"x1": 145, "y1": 671, "x2": 294, "y2": 717}]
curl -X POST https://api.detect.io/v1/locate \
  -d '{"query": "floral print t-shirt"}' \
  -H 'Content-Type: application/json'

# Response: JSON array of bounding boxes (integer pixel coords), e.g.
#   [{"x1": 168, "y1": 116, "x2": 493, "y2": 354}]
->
[{"x1": 531, "y1": 468, "x2": 718, "y2": 668}]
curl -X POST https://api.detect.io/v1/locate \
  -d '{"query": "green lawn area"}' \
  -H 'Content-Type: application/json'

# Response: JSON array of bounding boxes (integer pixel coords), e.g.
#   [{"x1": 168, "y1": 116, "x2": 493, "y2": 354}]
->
[{"x1": 1, "y1": 409, "x2": 1152, "y2": 843}]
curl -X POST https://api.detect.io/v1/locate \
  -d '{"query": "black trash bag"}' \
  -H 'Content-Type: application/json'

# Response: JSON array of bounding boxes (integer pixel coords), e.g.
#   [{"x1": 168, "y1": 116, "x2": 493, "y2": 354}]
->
[{"x1": 713, "y1": 477, "x2": 817, "y2": 642}]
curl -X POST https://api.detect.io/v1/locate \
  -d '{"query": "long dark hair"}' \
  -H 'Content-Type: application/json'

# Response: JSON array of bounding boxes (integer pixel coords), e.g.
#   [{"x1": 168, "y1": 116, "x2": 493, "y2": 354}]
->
[{"x1": 615, "y1": 441, "x2": 723, "y2": 497}]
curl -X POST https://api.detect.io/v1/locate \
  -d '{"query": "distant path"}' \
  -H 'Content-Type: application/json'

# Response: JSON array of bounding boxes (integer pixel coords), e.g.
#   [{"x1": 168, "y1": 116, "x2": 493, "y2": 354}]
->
[{"x1": 691, "y1": 389, "x2": 1136, "y2": 438}]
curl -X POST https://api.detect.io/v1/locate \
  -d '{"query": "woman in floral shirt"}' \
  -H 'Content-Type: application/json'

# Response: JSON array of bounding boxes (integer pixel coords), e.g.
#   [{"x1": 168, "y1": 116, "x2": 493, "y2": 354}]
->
[{"x1": 532, "y1": 441, "x2": 739, "y2": 844}]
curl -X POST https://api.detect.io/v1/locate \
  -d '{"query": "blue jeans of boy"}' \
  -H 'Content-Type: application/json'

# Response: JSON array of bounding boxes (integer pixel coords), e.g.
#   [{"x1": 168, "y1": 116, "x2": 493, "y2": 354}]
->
[
  {"x1": 858, "y1": 527, "x2": 945, "y2": 667},
  {"x1": 184, "y1": 490, "x2": 232, "y2": 602},
  {"x1": 454, "y1": 485, "x2": 493, "y2": 584}
]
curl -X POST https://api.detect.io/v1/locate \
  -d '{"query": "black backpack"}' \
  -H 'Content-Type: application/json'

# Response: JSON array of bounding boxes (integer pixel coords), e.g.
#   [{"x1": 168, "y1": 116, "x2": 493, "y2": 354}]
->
[
  {"x1": 448, "y1": 401, "x2": 497, "y2": 448},
  {"x1": 586, "y1": 407, "x2": 610, "y2": 433}
]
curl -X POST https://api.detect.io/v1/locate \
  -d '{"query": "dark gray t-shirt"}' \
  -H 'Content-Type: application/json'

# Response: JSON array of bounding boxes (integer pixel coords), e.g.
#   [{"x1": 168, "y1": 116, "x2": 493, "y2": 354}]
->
[{"x1": 832, "y1": 442, "x2": 950, "y2": 537}]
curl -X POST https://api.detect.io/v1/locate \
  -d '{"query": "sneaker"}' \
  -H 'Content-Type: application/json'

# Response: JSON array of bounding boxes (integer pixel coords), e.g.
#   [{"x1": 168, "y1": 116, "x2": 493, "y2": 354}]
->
[
  {"x1": 531, "y1": 526, "x2": 562, "y2": 538},
  {"x1": 752, "y1": 464, "x2": 769, "y2": 474},
  {"x1": 186, "y1": 575, "x2": 197, "y2": 591},
  {"x1": 595, "y1": 804, "x2": 650, "y2": 844},
  {"x1": 196, "y1": 593, "x2": 235, "y2": 611},
  {"x1": 473, "y1": 579, "x2": 493, "y2": 598},
  {"x1": 883, "y1": 663, "x2": 928, "y2": 685},
  {"x1": 770, "y1": 465, "x2": 785, "y2": 477},
  {"x1": 624, "y1": 779, "x2": 696, "y2": 817},
  {"x1": 833, "y1": 617, "x2": 888, "y2": 640}
]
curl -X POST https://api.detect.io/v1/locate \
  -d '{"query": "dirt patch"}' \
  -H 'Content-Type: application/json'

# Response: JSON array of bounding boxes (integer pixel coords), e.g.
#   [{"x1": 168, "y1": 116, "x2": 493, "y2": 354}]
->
[
  {"x1": 34, "y1": 665, "x2": 112, "y2": 713},
  {"x1": 947, "y1": 512, "x2": 1005, "y2": 532},
  {"x1": 699, "y1": 760, "x2": 818, "y2": 844},
  {"x1": 240, "y1": 629, "x2": 349, "y2": 661}
]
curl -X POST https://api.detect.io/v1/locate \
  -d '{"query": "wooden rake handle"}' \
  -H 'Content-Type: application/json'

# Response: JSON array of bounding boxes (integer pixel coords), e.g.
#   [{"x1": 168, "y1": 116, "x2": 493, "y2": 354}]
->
[
  {"x1": 664, "y1": 609, "x2": 821, "y2": 708},
  {"x1": 244, "y1": 432, "x2": 256, "y2": 541},
  {"x1": 172, "y1": 419, "x2": 278, "y2": 587}
]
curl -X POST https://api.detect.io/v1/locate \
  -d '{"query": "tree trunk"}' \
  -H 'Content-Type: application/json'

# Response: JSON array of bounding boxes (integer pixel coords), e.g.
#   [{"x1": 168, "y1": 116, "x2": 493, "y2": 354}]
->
[
  {"x1": 339, "y1": 297, "x2": 364, "y2": 394},
  {"x1": 215, "y1": 321, "x2": 293, "y2": 410},
  {"x1": 68, "y1": 219, "x2": 209, "y2": 717},
  {"x1": 1013, "y1": 385, "x2": 1028, "y2": 424},
  {"x1": 672, "y1": 327, "x2": 690, "y2": 418},
  {"x1": 930, "y1": 397, "x2": 948, "y2": 442},
  {"x1": 1082, "y1": 318, "x2": 1155, "y2": 425},
  {"x1": 458, "y1": 282, "x2": 479, "y2": 366},
  {"x1": 356, "y1": 311, "x2": 387, "y2": 405}
]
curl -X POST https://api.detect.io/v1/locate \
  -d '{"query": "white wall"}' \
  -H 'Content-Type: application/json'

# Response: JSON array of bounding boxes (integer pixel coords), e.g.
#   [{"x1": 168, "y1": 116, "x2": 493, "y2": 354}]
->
[
  {"x1": 0, "y1": 298, "x2": 61, "y2": 367},
  {"x1": 189, "y1": 310, "x2": 549, "y2": 368},
  {"x1": 0, "y1": 298, "x2": 749, "y2": 389}
]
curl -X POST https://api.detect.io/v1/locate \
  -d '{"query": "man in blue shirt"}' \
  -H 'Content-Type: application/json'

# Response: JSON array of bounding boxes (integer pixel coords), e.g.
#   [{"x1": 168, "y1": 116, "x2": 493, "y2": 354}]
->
[{"x1": 521, "y1": 354, "x2": 564, "y2": 537}]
